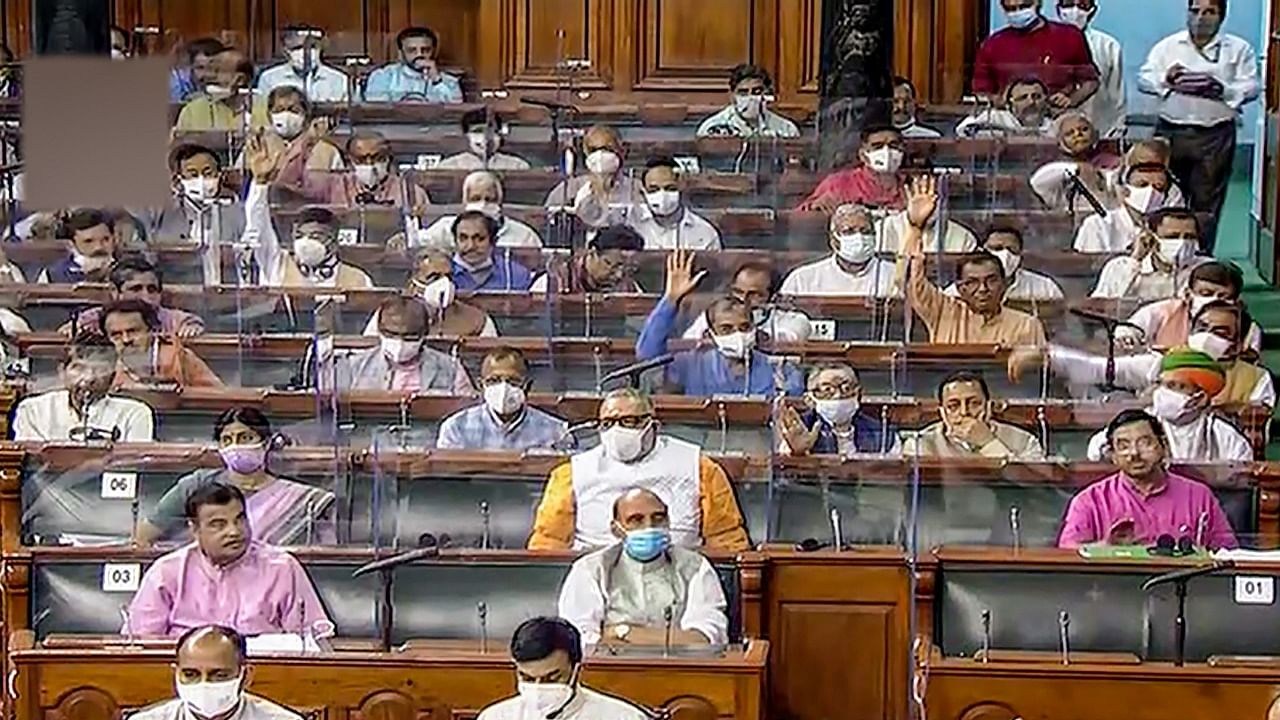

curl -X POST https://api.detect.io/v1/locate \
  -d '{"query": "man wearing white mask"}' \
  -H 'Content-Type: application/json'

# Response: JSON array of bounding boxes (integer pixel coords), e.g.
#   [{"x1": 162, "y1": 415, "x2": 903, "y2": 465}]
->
[
  {"x1": 971, "y1": 0, "x2": 1099, "y2": 109},
  {"x1": 1122, "y1": 260, "x2": 1263, "y2": 354},
  {"x1": 1056, "y1": 0, "x2": 1126, "y2": 136},
  {"x1": 476, "y1": 617, "x2": 649, "y2": 720},
  {"x1": 417, "y1": 171, "x2": 542, "y2": 250},
  {"x1": 637, "y1": 250, "x2": 804, "y2": 398},
  {"x1": 696, "y1": 64, "x2": 800, "y2": 138},
  {"x1": 528, "y1": 388, "x2": 749, "y2": 551},
  {"x1": 1073, "y1": 163, "x2": 1172, "y2": 254},
  {"x1": 775, "y1": 363, "x2": 901, "y2": 456},
  {"x1": 545, "y1": 125, "x2": 643, "y2": 229},
  {"x1": 626, "y1": 156, "x2": 721, "y2": 251},
  {"x1": 252, "y1": 87, "x2": 343, "y2": 176},
  {"x1": 37, "y1": 209, "x2": 118, "y2": 284},
  {"x1": 1091, "y1": 208, "x2": 1201, "y2": 301},
  {"x1": 254, "y1": 25, "x2": 351, "y2": 103},
  {"x1": 320, "y1": 295, "x2": 473, "y2": 393},
  {"x1": 140, "y1": 144, "x2": 246, "y2": 284},
  {"x1": 780, "y1": 203, "x2": 898, "y2": 297},
  {"x1": 128, "y1": 625, "x2": 302, "y2": 720},
  {"x1": 558, "y1": 488, "x2": 728, "y2": 648},
  {"x1": 944, "y1": 228, "x2": 1064, "y2": 302},
  {"x1": 796, "y1": 126, "x2": 906, "y2": 212},
  {"x1": 437, "y1": 347, "x2": 570, "y2": 450},
  {"x1": 438, "y1": 109, "x2": 532, "y2": 170},
  {"x1": 683, "y1": 260, "x2": 812, "y2": 343},
  {"x1": 363, "y1": 251, "x2": 498, "y2": 337},
  {"x1": 279, "y1": 129, "x2": 431, "y2": 209}
]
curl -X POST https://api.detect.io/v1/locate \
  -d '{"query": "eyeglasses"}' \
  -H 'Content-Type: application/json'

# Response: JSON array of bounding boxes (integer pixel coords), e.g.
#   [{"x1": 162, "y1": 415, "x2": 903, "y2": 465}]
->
[
  {"x1": 957, "y1": 276, "x2": 1004, "y2": 292},
  {"x1": 598, "y1": 415, "x2": 653, "y2": 430},
  {"x1": 810, "y1": 383, "x2": 860, "y2": 400}
]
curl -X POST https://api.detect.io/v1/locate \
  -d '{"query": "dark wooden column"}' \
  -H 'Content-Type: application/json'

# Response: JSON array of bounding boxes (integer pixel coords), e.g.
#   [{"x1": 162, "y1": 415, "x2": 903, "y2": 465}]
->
[{"x1": 814, "y1": 0, "x2": 894, "y2": 170}]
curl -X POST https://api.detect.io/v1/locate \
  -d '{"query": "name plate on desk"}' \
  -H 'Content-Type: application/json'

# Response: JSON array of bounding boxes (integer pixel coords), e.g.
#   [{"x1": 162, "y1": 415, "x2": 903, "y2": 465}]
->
[
  {"x1": 1234, "y1": 576, "x2": 1275, "y2": 605},
  {"x1": 100, "y1": 472, "x2": 137, "y2": 500},
  {"x1": 101, "y1": 563, "x2": 141, "y2": 592}
]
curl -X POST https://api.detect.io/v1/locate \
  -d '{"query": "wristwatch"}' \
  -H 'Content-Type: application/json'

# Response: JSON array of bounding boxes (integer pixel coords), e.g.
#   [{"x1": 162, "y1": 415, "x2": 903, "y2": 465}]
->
[{"x1": 612, "y1": 624, "x2": 631, "y2": 642}]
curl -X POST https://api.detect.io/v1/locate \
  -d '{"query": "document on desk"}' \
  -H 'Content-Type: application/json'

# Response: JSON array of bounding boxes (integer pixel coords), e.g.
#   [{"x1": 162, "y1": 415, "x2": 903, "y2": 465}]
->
[{"x1": 246, "y1": 634, "x2": 321, "y2": 655}]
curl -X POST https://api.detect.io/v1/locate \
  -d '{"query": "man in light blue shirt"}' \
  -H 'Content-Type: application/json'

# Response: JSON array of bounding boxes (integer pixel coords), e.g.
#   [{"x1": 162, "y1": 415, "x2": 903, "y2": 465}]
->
[
  {"x1": 364, "y1": 27, "x2": 463, "y2": 104},
  {"x1": 255, "y1": 25, "x2": 352, "y2": 103},
  {"x1": 437, "y1": 347, "x2": 571, "y2": 450}
]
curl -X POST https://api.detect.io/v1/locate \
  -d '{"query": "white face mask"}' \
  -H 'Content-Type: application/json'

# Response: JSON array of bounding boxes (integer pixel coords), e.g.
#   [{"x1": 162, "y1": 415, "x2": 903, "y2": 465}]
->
[
  {"x1": 72, "y1": 251, "x2": 112, "y2": 273},
  {"x1": 271, "y1": 110, "x2": 306, "y2": 139},
  {"x1": 1124, "y1": 185, "x2": 1164, "y2": 214},
  {"x1": 292, "y1": 237, "x2": 330, "y2": 268},
  {"x1": 1057, "y1": 6, "x2": 1091, "y2": 29},
  {"x1": 288, "y1": 47, "x2": 322, "y2": 70},
  {"x1": 484, "y1": 381, "x2": 526, "y2": 416},
  {"x1": 1006, "y1": 7, "x2": 1039, "y2": 29},
  {"x1": 645, "y1": 189, "x2": 681, "y2": 217},
  {"x1": 418, "y1": 275, "x2": 456, "y2": 311},
  {"x1": 813, "y1": 397, "x2": 860, "y2": 427},
  {"x1": 1188, "y1": 331, "x2": 1233, "y2": 361},
  {"x1": 517, "y1": 681, "x2": 574, "y2": 719},
  {"x1": 205, "y1": 84, "x2": 233, "y2": 101},
  {"x1": 467, "y1": 131, "x2": 498, "y2": 156},
  {"x1": 600, "y1": 424, "x2": 652, "y2": 463},
  {"x1": 835, "y1": 231, "x2": 877, "y2": 264},
  {"x1": 380, "y1": 336, "x2": 422, "y2": 365},
  {"x1": 990, "y1": 248, "x2": 1022, "y2": 277},
  {"x1": 1188, "y1": 293, "x2": 1218, "y2": 316},
  {"x1": 354, "y1": 162, "x2": 389, "y2": 188},
  {"x1": 713, "y1": 330, "x2": 756, "y2": 360},
  {"x1": 463, "y1": 201, "x2": 502, "y2": 221},
  {"x1": 734, "y1": 94, "x2": 765, "y2": 120},
  {"x1": 585, "y1": 149, "x2": 621, "y2": 176},
  {"x1": 180, "y1": 177, "x2": 221, "y2": 203},
  {"x1": 1151, "y1": 386, "x2": 1198, "y2": 423},
  {"x1": 1157, "y1": 238, "x2": 1195, "y2": 266},
  {"x1": 175, "y1": 674, "x2": 242, "y2": 719},
  {"x1": 864, "y1": 147, "x2": 904, "y2": 174}
]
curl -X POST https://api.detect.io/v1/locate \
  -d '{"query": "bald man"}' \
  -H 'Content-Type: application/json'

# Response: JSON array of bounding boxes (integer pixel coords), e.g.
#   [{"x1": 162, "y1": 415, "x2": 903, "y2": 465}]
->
[
  {"x1": 417, "y1": 171, "x2": 543, "y2": 250},
  {"x1": 557, "y1": 487, "x2": 729, "y2": 649},
  {"x1": 128, "y1": 625, "x2": 301, "y2": 720},
  {"x1": 544, "y1": 125, "x2": 644, "y2": 228}
]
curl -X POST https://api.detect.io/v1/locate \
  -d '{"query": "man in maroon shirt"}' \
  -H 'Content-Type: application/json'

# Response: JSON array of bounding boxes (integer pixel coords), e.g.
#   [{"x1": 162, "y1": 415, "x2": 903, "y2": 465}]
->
[{"x1": 973, "y1": 0, "x2": 1100, "y2": 111}]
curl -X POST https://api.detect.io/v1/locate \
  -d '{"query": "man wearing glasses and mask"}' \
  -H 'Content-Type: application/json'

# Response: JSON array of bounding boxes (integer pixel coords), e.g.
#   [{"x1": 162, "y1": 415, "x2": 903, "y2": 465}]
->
[{"x1": 14, "y1": 338, "x2": 154, "y2": 442}]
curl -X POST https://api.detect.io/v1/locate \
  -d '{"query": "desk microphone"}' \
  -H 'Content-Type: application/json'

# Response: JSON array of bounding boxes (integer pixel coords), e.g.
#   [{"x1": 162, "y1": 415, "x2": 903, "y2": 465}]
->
[
  {"x1": 477, "y1": 601, "x2": 489, "y2": 653},
  {"x1": 1195, "y1": 511, "x2": 1209, "y2": 548},
  {"x1": 1142, "y1": 560, "x2": 1233, "y2": 667},
  {"x1": 980, "y1": 609, "x2": 991, "y2": 663},
  {"x1": 351, "y1": 543, "x2": 441, "y2": 577},
  {"x1": 1009, "y1": 506, "x2": 1021, "y2": 552},
  {"x1": 520, "y1": 97, "x2": 579, "y2": 113},
  {"x1": 119, "y1": 605, "x2": 136, "y2": 648},
  {"x1": 130, "y1": 498, "x2": 140, "y2": 544},
  {"x1": 599, "y1": 354, "x2": 675, "y2": 389},
  {"x1": 1064, "y1": 170, "x2": 1108, "y2": 217},
  {"x1": 829, "y1": 508, "x2": 843, "y2": 552},
  {"x1": 1058, "y1": 610, "x2": 1071, "y2": 665},
  {"x1": 1141, "y1": 560, "x2": 1234, "y2": 592},
  {"x1": 479, "y1": 501, "x2": 491, "y2": 550},
  {"x1": 663, "y1": 605, "x2": 674, "y2": 658},
  {"x1": 1069, "y1": 307, "x2": 1143, "y2": 331},
  {"x1": 1069, "y1": 308, "x2": 1144, "y2": 394}
]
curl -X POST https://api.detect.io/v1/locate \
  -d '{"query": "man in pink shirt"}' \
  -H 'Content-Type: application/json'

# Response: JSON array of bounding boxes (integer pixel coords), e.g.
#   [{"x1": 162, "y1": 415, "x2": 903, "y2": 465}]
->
[
  {"x1": 125, "y1": 481, "x2": 335, "y2": 638},
  {"x1": 67, "y1": 254, "x2": 205, "y2": 339},
  {"x1": 1057, "y1": 409, "x2": 1238, "y2": 550},
  {"x1": 796, "y1": 125, "x2": 906, "y2": 213},
  {"x1": 973, "y1": 0, "x2": 1100, "y2": 109}
]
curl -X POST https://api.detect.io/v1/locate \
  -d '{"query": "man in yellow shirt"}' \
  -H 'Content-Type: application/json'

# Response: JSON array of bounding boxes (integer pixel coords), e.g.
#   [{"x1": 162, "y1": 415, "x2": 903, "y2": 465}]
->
[
  {"x1": 528, "y1": 388, "x2": 749, "y2": 552},
  {"x1": 174, "y1": 48, "x2": 269, "y2": 133}
]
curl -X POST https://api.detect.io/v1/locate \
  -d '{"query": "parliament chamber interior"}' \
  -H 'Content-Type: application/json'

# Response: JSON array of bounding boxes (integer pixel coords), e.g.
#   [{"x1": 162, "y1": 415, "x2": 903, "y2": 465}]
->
[{"x1": 2, "y1": 0, "x2": 1280, "y2": 718}]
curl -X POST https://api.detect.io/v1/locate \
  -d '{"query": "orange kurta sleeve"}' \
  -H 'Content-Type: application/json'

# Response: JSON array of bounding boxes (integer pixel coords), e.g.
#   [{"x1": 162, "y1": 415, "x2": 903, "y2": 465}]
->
[
  {"x1": 527, "y1": 461, "x2": 577, "y2": 550},
  {"x1": 179, "y1": 348, "x2": 224, "y2": 388},
  {"x1": 697, "y1": 456, "x2": 749, "y2": 551}
]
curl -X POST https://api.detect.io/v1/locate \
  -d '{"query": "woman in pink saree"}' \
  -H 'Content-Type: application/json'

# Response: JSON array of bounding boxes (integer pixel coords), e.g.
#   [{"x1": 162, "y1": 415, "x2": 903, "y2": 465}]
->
[{"x1": 134, "y1": 407, "x2": 336, "y2": 547}]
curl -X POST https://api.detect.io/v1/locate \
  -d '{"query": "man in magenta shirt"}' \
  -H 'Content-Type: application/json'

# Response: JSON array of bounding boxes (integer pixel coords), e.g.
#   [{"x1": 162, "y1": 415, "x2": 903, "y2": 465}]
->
[
  {"x1": 125, "y1": 481, "x2": 335, "y2": 638},
  {"x1": 973, "y1": 0, "x2": 1100, "y2": 111},
  {"x1": 1058, "y1": 409, "x2": 1238, "y2": 550}
]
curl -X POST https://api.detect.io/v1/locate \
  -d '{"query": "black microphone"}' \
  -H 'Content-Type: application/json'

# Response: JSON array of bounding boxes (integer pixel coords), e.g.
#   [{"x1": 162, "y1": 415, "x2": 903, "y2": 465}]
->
[
  {"x1": 351, "y1": 544, "x2": 441, "y2": 578},
  {"x1": 1064, "y1": 171, "x2": 1107, "y2": 217},
  {"x1": 1069, "y1": 307, "x2": 1143, "y2": 332},
  {"x1": 520, "y1": 97, "x2": 578, "y2": 112},
  {"x1": 599, "y1": 354, "x2": 675, "y2": 389},
  {"x1": 1141, "y1": 560, "x2": 1235, "y2": 592}
]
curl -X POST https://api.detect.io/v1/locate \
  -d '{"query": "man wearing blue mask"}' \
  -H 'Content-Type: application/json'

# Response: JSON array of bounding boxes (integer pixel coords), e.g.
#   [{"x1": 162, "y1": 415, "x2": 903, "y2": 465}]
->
[
  {"x1": 557, "y1": 487, "x2": 728, "y2": 649},
  {"x1": 972, "y1": 0, "x2": 1100, "y2": 111}
]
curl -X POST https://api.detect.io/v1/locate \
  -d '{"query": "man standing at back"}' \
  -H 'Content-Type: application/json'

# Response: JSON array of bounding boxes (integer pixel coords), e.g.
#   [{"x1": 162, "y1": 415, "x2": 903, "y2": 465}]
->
[
  {"x1": 1055, "y1": 0, "x2": 1126, "y2": 136},
  {"x1": 972, "y1": 0, "x2": 1100, "y2": 110}
]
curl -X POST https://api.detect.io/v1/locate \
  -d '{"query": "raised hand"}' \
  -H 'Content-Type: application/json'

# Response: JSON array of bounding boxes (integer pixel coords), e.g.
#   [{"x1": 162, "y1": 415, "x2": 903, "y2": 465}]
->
[
  {"x1": 663, "y1": 248, "x2": 706, "y2": 304},
  {"x1": 776, "y1": 401, "x2": 820, "y2": 456},
  {"x1": 245, "y1": 129, "x2": 278, "y2": 183},
  {"x1": 1007, "y1": 346, "x2": 1045, "y2": 384},
  {"x1": 904, "y1": 174, "x2": 938, "y2": 230}
]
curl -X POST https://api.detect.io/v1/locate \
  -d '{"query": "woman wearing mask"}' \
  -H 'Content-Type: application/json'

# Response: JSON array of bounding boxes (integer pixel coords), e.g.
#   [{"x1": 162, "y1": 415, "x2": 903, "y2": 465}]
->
[
  {"x1": 133, "y1": 407, "x2": 336, "y2": 547},
  {"x1": 417, "y1": 171, "x2": 542, "y2": 250}
]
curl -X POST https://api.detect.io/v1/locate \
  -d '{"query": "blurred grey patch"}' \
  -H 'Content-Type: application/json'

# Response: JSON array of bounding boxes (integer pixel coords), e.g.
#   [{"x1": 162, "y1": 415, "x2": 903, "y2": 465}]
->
[{"x1": 23, "y1": 56, "x2": 169, "y2": 210}]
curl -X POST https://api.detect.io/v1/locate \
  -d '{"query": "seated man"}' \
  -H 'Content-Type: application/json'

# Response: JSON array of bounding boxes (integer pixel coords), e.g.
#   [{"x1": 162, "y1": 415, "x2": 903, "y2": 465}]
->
[
  {"x1": 776, "y1": 363, "x2": 900, "y2": 456},
  {"x1": 13, "y1": 338, "x2": 155, "y2": 442},
  {"x1": 781, "y1": 204, "x2": 898, "y2": 297},
  {"x1": 626, "y1": 156, "x2": 721, "y2": 251},
  {"x1": 1091, "y1": 208, "x2": 1201, "y2": 301},
  {"x1": 559, "y1": 488, "x2": 728, "y2": 647},
  {"x1": 450, "y1": 210, "x2": 534, "y2": 291},
  {"x1": 1029, "y1": 112, "x2": 1122, "y2": 211},
  {"x1": 1105, "y1": 138, "x2": 1187, "y2": 210},
  {"x1": 437, "y1": 347, "x2": 570, "y2": 450},
  {"x1": 254, "y1": 86, "x2": 345, "y2": 177},
  {"x1": 476, "y1": 617, "x2": 649, "y2": 720},
  {"x1": 637, "y1": 250, "x2": 803, "y2": 398},
  {"x1": 545, "y1": 125, "x2": 643, "y2": 229},
  {"x1": 528, "y1": 388, "x2": 749, "y2": 551},
  {"x1": 899, "y1": 177, "x2": 1047, "y2": 346},
  {"x1": 944, "y1": 227, "x2": 1064, "y2": 301},
  {"x1": 322, "y1": 295, "x2": 474, "y2": 393},
  {"x1": 278, "y1": 129, "x2": 432, "y2": 208},
  {"x1": 878, "y1": 202, "x2": 979, "y2": 254},
  {"x1": 100, "y1": 299, "x2": 222, "y2": 388},
  {"x1": 254, "y1": 25, "x2": 351, "y2": 103},
  {"x1": 902, "y1": 370, "x2": 1045, "y2": 459},
  {"x1": 956, "y1": 77, "x2": 1054, "y2": 138},
  {"x1": 438, "y1": 108, "x2": 532, "y2": 170},
  {"x1": 796, "y1": 125, "x2": 905, "y2": 212},
  {"x1": 174, "y1": 48, "x2": 269, "y2": 132},
  {"x1": 169, "y1": 37, "x2": 226, "y2": 103},
  {"x1": 1074, "y1": 163, "x2": 1172, "y2": 253},
  {"x1": 68, "y1": 254, "x2": 205, "y2": 338},
  {"x1": 417, "y1": 171, "x2": 542, "y2": 250},
  {"x1": 892, "y1": 76, "x2": 943, "y2": 138},
  {"x1": 244, "y1": 135, "x2": 375, "y2": 289},
  {"x1": 1058, "y1": 409, "x2": 1238, "y2": 549},
  {"x1": 364, "y1": 26, "x2": 462, "y2": 104},
  {"x1": 364, "y1": 250, "x2": 497, "y2": 337},
  {"x1": 125, "y1": 482, "x2": 335, "y2": 637},
  {"x1": 1123, "y1": 260, "x2": 1263, "y2": 354},
  {"x1": 685, "y1": 259, "x2": 812, "y2": 342},
  {"x1": 530, "y1": 225, "x2": 644, "y2": 294},
  {"x1": 142, "y1": 144, "x2": 246, "y2": 284},
  {"x1": 696, "y1": 63, "x2": 800, "y2": 138},
  {"x1": 130, "y1": 625, "x2": 303, "y2": 720},
  {"x1": 38, "y1": 208, "x2": 118, "y2": 284}
]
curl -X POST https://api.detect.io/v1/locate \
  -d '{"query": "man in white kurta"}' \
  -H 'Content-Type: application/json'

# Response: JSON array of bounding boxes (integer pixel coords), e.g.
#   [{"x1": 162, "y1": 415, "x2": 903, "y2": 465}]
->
[
  {"x1": 14, "y1": 341, "x2": 154, "y2": 442},
  {"x1": 1056, "y1": 0, "x2": 1126, "y2": 136}
]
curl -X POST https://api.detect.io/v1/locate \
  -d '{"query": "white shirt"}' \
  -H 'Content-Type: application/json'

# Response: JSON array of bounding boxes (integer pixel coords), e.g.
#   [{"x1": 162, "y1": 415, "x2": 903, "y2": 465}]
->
[
  {"x1": 361, "y1": 308, "x2": 498, "y2": 338},
  {"x1": 435, "y1": 152, "x2": 532, "y2": 171},
  {"x1": 557, "y1": 544, "x2": 728, "y2": 647},
  {"x1": 897, "y1": 121, "x2": 943, "y2": 139},
  {"x1": 1030, "y1": 161, "x2": 1116, "y2": 213},
  {"x1": 628, "y1": 207, "x2": 721, "y2": 251},
  {"x1": 243, "y1": 182, "x2": 373, "y2": 289},
  {"x1": 476, "y1": 687, "x2": 649, "y2": 720},
  {"x1": 545, "y1": 175, "x2": 644, "y2": 229},
  {"x1": 1046, "y1": 344, "x2": 1276, "y2": 409},
  {"x1": 1090, "y1": 256, "x2": 1181, "y2": 301},
  {"x1": 1138, "y1": 31, "x2": 1260, "y2": 127},
  {"x1": 696, "y1": 106, "x2": 800, "y2": 138},
  {"x1": 13, "y1": 390, "x2": 155, "y2": 442},
  {"x1": 955, "y1": 109, "x2": 1053, "y2": 138},
  {"x1": 1124, "y1": 297, "x2": 1265, "y2": 355},
  {"x1": 129, "y1": 695, "x2": 302, "y2": 720},
  {"x1": 780, "y1": 255, "x2": 898, "y2": 298},
  {"x1": 255, "y1": 62, "x2": 352, "y2": 103},
  {"x1": 682, "y1": 307, "x2": 812, "y2": 342},
  {"x1": 1086, "y1": 412, "x2": 1252, "y2": 463},
  {"x1": 878, "y1": 212, "x2": 978, "y2": 253},
  {"x1": 944, "y1": 268, "x2": 1064, "y2": 302},
  {"x1": 1081, "y1": 28, "x2": 1127, "y2": 136},
  {"x1": 415, "y1": 214, "x2": 543, "y2": 251},
  {"x1": 1074, "y1": 207, "x2": 1143, "y2": 254}
]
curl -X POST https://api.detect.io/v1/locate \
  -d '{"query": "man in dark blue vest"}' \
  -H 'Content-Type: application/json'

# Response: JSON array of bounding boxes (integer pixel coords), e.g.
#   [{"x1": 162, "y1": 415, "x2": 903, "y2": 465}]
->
[{"x1": 38, "y1": 208, "x2": 117, "y2": 284}]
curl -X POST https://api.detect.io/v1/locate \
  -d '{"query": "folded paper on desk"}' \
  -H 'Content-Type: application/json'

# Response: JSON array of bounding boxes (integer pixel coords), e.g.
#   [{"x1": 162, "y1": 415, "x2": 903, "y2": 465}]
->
[
  {"x1": 246, "y1": 633, "x2": 320, "y2": 655},
  {"x1": 1213, "y1": 549, "x2": 1280, "y2": 562}
]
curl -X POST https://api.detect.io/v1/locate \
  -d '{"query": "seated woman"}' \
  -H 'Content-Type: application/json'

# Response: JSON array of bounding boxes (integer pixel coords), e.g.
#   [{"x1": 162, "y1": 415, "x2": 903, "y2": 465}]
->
[
  {"x1": 133, "y1": 407, "x2": 336, "y2": 547},
  {"x1": 1029, "y1": 112, "x2": 1122, "y2": 212}
]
